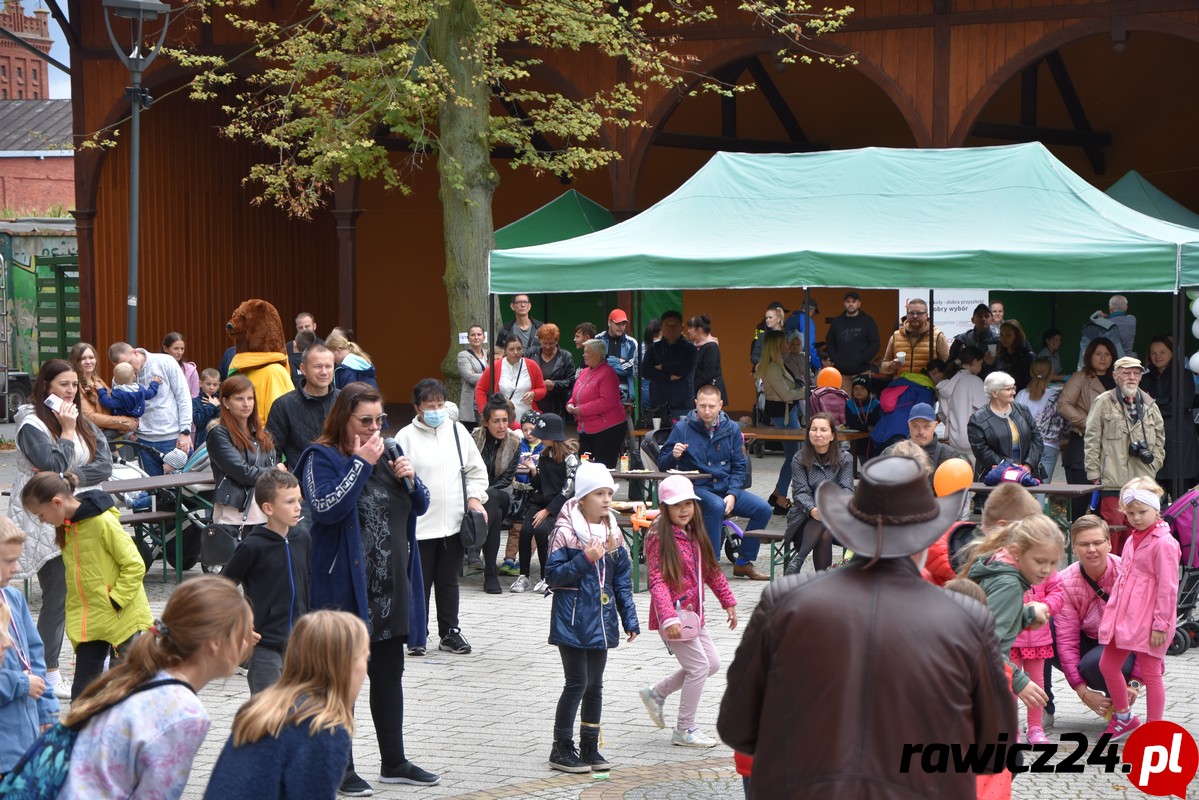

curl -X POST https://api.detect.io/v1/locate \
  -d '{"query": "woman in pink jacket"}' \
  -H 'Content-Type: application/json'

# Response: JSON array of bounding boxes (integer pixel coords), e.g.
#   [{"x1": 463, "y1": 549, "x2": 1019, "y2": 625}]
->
[
  {"x1": 1055, "y1": 515, "x2": 1136, "y2": 722},
  {"x1": 1097, "y1": 478, "x2": 1181, "y2": 741},
  {"x1": 638, "y1": 476, "x2": 737, "y2": 748},
  {"x1": 1011, "y1": 571, "x2": 1064, "y2": 743},
  {"x1": 566, "y1": 338, "x2": 627, "y2": 469}
]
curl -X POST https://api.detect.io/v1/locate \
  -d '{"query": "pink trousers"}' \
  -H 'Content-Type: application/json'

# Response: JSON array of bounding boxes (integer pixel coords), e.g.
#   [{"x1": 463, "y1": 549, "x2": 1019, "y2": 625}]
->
[
  {"x1": 1011, "y1": 656, "x2": 1046, "y2": 728},
  {"x1": 654, "y1": 625, "x2": 720, "y2": 732},
  {"x1": 1100, "y1": 645, "x2": 1166, "y2": 721}
]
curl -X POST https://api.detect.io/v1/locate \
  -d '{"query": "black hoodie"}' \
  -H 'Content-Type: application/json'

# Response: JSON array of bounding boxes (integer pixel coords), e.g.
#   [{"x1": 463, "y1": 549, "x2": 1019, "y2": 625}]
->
[{"x1": 222, "y1": 525, "x2": 311, "y2": 650}]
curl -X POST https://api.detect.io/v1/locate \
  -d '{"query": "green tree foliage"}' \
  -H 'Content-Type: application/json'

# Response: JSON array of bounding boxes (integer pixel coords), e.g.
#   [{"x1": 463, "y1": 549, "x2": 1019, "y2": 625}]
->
[{"x1": 175, "y1": 0, "x2": 853, "y2": 390}]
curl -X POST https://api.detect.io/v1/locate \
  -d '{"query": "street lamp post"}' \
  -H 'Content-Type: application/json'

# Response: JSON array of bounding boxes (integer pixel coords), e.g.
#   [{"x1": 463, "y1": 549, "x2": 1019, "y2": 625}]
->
[{"x1": 103, "y1": 0, "x2": 171, "y2": 345}]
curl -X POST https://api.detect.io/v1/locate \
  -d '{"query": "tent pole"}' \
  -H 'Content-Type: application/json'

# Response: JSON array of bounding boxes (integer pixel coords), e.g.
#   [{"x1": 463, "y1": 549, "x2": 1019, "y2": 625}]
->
[
  {"x1": 929, "y1": 289, "x2": 936, "y2": 370},
  {"x1": 488, "y1": 296, "x2": 496, "y2": 395},
  {"x1": 634, "y1": 290, "x2": 641, "y2": 419},
  {"x1": 803, "y1": 286, "x2": 812, "y2": 423},
  {"x1": 1172, "y1": 290, "x2": 1185, "y2": 501}
]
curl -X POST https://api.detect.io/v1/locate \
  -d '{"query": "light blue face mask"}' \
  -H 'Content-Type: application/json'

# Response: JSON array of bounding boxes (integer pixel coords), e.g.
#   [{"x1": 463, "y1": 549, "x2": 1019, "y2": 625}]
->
[{"x1": 423, "y1": 409, "x2": 447, "y2": 428}]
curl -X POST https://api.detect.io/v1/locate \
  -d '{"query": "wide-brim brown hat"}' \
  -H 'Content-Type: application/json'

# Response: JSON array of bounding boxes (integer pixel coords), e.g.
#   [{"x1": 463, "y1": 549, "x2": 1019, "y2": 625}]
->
[{"x1": 816, "y1": 455, "x2": 966, "y2": 559}]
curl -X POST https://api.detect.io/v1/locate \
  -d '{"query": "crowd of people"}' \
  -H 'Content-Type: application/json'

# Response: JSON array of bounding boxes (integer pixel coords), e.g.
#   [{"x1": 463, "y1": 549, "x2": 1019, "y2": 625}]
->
[{"x1": 0, "y1": 294, "x2": 1192, "y2": 799}]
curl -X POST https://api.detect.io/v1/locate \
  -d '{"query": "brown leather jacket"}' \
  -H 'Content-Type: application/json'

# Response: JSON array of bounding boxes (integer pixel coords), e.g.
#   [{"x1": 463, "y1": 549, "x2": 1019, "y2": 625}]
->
[{"x1": 718, "y1": 558, "x2": 1016, "y2": 799}]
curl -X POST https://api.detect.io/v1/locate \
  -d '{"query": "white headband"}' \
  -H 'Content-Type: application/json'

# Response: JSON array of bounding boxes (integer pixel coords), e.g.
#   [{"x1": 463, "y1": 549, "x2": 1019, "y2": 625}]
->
[{"x1": 1121, "y1": 488, "x2": 1161, "y2": 511}]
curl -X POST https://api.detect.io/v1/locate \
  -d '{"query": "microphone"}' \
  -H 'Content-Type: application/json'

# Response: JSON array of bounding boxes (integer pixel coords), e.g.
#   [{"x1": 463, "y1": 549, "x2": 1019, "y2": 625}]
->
[{"x1": 384, "y1": 438, "x2": 415, "y2": 492}]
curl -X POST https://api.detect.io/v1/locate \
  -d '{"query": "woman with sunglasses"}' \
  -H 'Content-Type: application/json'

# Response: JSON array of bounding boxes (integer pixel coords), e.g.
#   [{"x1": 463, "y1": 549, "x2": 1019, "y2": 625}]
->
[{"x1": 296, "y1": 381, "x2": 441, "y2": 795}]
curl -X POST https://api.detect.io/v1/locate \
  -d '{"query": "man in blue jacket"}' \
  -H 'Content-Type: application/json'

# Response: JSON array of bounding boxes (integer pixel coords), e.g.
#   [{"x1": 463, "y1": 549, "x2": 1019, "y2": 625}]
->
[
  {"x1": 597, "y1": 308, "x2": 638, "y2": 404},
  {"x1": 657, "y1": 385, "x2": 771, "y2": 580}
]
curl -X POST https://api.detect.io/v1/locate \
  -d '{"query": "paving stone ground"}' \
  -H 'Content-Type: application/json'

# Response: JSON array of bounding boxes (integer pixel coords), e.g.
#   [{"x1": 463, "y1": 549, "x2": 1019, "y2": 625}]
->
[{"x1": 3, "y1": 426, "x2": 1197, "y2": 798}]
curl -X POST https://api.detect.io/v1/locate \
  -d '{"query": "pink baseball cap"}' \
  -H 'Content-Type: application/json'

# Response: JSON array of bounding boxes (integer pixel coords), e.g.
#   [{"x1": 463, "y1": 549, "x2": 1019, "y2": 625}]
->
[{"x1": 658, "y1": 475, "x2": 700, "y2": 505}]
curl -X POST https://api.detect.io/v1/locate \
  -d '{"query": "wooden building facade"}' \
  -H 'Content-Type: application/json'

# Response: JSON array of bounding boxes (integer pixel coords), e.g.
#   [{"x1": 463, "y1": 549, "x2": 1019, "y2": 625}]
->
[{"x1": 69, "y1": 0, "x2": 1199, "y2": 407}]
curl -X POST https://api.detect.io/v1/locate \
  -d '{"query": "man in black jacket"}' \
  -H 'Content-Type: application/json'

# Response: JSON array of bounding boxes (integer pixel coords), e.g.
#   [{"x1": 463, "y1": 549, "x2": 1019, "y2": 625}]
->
[
  {"x1": 641, "y1": 310, "x2": 698, "y2": 417},
  {"x1": 824, "y1": 291, "x2": 879, "y2": 391},
  {"x1": 266, "y1": 344, "x2": 340, "y2": 469}
]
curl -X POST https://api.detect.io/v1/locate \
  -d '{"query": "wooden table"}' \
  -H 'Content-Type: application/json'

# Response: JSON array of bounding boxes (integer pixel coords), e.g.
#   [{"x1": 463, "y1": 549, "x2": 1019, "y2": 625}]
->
[
  {"x1": 609, "y1": 470, "x2": 710, "y2": 482},
  {"x1": 633, "y1": 427, "x2": 870, "y2": 442},
  {"x1": 103, "y1": 470, "x2": 215, "y2": 583},
  {"x1": 610, "y1": 471, "x2": 710, "y2": 590},
  {"x1": 969, "y1": 482, "x2": 1097, "y2": 561}
]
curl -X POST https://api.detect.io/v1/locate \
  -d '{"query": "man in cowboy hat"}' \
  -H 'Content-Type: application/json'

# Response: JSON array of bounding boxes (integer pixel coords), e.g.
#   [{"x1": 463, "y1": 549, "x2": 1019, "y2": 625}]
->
[{"x1": 717, "y1": 456, "x2": 1016, "y2": 798}]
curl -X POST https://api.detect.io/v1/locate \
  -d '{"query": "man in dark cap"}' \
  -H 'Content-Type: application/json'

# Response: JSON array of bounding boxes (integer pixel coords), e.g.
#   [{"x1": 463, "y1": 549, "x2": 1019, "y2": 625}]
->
[
  {"x1": 950, "y1": 303, "x2": 999, "y2": 367},
  {"x1": 825, "y1": 290, "x2": 879, "y2": 391},
  {"x1": 718, "y1": 456, "x2": 1016, "y2": 798}
]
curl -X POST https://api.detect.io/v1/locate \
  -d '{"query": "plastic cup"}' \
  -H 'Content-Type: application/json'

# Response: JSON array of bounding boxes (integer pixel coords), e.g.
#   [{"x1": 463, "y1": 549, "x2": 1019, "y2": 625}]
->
[
  {"x1": 987, "y1": 344, "x2": 998, "y2": 356},
  {"x1": 652, "y1": 417, "x2": 662, "y2": 430},
  {"x1": 896, "y1": 352, "x2": 907, "y2": 364}
]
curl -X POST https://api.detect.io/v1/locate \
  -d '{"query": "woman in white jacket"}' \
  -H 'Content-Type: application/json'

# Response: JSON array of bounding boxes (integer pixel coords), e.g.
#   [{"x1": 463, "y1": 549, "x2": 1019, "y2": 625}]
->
[
  {"x1": 935, "y1": 346, "x2": 986, "y2": 461},
  {"x1": 396, "y1": 379, "x2": 489, "y2": 657}
]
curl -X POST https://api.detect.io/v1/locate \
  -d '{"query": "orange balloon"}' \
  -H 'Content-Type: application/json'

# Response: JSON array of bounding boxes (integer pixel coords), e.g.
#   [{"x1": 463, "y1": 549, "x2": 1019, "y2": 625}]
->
[
  {"x1": 817, "y1": 367, "x2": 842, "y2": 389},
  {"x1": 933, "y1": 458, "x2": 973, "y2": 497}
]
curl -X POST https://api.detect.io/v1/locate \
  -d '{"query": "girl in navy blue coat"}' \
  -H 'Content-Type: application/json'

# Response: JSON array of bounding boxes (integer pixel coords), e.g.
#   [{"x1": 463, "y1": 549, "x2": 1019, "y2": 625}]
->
[
  {"x1": 545, "y1": 461, "x2": 640, "y2": 774},
  {"x1": 203, "y1": 610, "x2": 369, "y2": 800}
]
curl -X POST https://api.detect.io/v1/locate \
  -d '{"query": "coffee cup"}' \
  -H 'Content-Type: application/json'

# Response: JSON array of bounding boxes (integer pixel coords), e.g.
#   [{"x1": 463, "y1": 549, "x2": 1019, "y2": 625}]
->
[
  {"x1": 652, "y1": 417, "x2": 662, "y2": 431},
  {"x1": 895, "y1": 352, "x2": 907, "y2": 364},
  {"x1": 987, "y1": 344, "x2": 998, "y2": 356}
]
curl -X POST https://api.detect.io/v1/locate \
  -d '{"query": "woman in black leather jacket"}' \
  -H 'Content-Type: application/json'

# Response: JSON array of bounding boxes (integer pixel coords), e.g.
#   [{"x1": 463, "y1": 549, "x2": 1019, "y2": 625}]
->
[{"x1": 208, "y1": 375, "x2": 278, "y2": 529}]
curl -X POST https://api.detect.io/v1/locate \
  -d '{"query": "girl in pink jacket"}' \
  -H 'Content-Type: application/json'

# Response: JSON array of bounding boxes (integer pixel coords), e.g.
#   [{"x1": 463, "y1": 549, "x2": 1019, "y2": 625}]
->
[
  {"x1": 1098, "y1": 477, "x2": 1181, "y2": 741},
  {"x1": 1011, "y1": 571, "x2": 1065, "y2": 744},
  {"x1": 638, "y1": 475, "x2": 737, "y2": 748}
]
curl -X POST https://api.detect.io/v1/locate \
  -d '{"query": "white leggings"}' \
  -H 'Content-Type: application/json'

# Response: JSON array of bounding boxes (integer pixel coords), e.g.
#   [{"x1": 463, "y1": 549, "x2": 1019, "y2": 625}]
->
[{"x1": 654, "y1": 625, "x2": 720, "y2": 732}]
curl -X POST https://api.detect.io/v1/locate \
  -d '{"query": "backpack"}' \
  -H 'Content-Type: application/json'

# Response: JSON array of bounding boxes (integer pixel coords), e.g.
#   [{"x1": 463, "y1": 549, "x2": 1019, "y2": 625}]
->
[
  {"x1": 809, "y1": 386, "x2": 849, "y2": 426},
  {"x1": 0, "y1": 678, "x2": 192, "y2": 799}
]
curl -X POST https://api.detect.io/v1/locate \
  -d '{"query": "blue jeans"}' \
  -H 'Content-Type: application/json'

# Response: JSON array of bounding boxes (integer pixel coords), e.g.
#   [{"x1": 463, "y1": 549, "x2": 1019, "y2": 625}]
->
[
  {"x1": 770, "y1": 405, "x2": 801, "y2": 496},
  {"x1": 1038, "y1": 445, "x2": 1060, "y2": 483},
  {"x1": 138, "y1": 437, "x2": 177, "y2": 477},
  {"x1": 695, "y1": 487, "x2": 771, "y2": 565}
]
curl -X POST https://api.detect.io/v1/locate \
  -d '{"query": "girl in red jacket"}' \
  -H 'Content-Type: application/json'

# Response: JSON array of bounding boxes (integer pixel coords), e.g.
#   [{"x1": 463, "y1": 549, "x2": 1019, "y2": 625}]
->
[
  {"x1": 1098, "y1": 477, "x2": 1181, "y2": 740},
  {"x1": 639, "y1": 475, "x2": 737, "y2": 748}
]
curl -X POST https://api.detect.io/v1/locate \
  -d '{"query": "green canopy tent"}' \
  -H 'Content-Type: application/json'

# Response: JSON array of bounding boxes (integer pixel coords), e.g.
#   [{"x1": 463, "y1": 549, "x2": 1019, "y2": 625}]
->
[
  {"x1": 493, "y1": 189, "x2": 617, "y2": 249},
  {"x1": 490, "y1": 143, "x2": 1199, "y2": 293},
  {"x1": 1105, "y1": 170, "x2": 1199, "y2": 230}
]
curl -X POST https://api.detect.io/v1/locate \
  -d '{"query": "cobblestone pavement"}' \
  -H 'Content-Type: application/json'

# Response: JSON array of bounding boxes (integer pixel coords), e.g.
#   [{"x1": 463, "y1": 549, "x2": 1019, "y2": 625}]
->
[{"x1": 2, "y1": 426, "x2": 1196, "y2": 799}]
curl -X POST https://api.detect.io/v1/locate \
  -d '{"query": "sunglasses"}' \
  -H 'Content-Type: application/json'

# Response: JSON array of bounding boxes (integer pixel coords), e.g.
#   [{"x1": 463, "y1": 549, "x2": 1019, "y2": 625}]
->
[{"x1": 355, "y1": 414, "x2": 389, "y2": 429}]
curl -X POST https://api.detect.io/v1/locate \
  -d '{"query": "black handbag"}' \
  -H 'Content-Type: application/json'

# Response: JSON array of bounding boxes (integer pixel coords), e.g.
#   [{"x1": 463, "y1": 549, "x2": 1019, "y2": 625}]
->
[
  {"x1": 202, "y1": 486, "x2": 254, "y2": 569},
  {"x1": 452, "y1": 425, "x2": 488, "y2": 549}
]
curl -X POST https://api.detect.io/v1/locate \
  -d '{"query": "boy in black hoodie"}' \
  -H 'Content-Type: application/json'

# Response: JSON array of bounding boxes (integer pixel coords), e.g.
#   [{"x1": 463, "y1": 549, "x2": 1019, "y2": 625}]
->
[{"x1": 222, "y1": 468, "x2": 310, "y2": 693}]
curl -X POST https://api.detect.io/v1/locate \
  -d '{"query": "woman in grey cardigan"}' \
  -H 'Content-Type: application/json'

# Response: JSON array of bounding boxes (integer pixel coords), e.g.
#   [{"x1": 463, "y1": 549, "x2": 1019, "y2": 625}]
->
[
  {"x1": 457, "y1": 324, "x2": 488, "y2": 429},
  {"x1": 968, "y1": 370, "x2": 1045, "y2": 481},
  {"x1": 784, "y1": 413, "x2": 854, "y2": 573}
]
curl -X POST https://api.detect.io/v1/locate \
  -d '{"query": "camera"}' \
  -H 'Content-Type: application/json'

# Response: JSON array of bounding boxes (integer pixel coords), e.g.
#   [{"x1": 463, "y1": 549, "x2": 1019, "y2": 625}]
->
[{"x1": 1129, "y1": 440, "x2": 1155, "y2": 465}]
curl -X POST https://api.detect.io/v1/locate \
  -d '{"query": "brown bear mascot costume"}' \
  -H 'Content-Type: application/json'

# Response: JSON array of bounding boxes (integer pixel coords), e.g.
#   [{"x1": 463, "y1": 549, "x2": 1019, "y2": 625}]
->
[{"x1": 226, "y1": 299, "x2": 293, "y2": 426}]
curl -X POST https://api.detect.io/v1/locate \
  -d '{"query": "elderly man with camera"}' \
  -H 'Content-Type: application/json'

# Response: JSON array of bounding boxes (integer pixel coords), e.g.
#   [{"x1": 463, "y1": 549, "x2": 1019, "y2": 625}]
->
[{"x1": 1083, "y1": 356, "x2": 1165, "y2": 494}]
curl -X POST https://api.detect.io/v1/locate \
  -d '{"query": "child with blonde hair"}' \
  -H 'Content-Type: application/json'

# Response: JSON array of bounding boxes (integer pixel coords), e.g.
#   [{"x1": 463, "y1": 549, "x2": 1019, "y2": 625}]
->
[
  {"x1": 202, "y1": 610, "x2": 369, "y2": 799},
  {"x1": 0, "y1": 517, "x2": 59, "y2": 775},
  {"x1": 963, "y1": 515, "x2": 1063, "y2": 715},
  {"x1": 1097, "y1": 477, "x2": 1180, "y2": 740},
  {"x1": 639, "y1": 475, "x2": 737, "y2": 748},
  {"x1": 324, "y1": 332, "x2": 377, "y2": 390}
]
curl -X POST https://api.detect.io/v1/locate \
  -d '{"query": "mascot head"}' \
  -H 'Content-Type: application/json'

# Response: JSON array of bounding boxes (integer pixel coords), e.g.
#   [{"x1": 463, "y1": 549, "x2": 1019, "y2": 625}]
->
[{"x1": 227, "y1": 299, "x2": 286, "y2": 354}]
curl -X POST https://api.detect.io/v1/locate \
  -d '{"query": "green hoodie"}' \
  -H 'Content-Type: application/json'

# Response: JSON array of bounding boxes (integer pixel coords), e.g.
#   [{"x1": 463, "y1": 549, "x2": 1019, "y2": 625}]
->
[{"x1": 968, "y1": 554, "x2": 1039, "y2": 693}]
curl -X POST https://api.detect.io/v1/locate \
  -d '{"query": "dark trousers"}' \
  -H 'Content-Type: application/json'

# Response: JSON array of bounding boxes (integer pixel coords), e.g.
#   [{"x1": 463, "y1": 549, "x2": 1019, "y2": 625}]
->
[
  {"x1": 347, "y1": 636, "x2": 409, "y2": 777},
  {"x1": 247, "y1": 644, "x2": 284, "y2": 695},
  {"x1": 418, "y1": 535, "x2": 463, "y2": 639},
  {"x1": 72, "y1": 634, "x2": 136, "y2": 699},
  {"x1": 578, "y1": 423, "x2": 626, "y2": 470},
  {"x1": 1077, "y1": 633, "x2": 1135, "y2": 692},
  {"x1": 35, "y1": 555, "x2": 65, "y2": 671},
  {"x1": 483, "y1": 489, "x2": 511, "y2": 579},
  {"x1": 520, "y1": 504, "x2": 553, "y2": 579},
  {"x1": 555, "y1": 645, "x2": 607, "y2": 741}
]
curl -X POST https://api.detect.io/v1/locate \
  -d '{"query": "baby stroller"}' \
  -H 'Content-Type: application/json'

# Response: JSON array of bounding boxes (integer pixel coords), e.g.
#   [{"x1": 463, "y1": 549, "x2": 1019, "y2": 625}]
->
[
  {"x1": 1160, "y1": 490, "x2": 1199, "y2": 655},
  {"x1": 109, "y1": 438, "x2": 212, "y2": 573}
]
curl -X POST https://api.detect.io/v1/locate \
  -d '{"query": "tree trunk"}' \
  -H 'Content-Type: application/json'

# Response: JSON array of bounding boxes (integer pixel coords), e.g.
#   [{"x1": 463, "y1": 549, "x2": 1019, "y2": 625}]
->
[{"x1": 430, "y1": 0, "x2": 498, "y2": 411}]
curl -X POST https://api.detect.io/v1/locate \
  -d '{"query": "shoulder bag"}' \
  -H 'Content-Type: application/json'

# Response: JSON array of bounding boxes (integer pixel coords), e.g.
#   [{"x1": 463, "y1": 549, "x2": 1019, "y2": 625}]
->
[{"x1": 452, "y1": 424, "x2": 488, "y2": 549}]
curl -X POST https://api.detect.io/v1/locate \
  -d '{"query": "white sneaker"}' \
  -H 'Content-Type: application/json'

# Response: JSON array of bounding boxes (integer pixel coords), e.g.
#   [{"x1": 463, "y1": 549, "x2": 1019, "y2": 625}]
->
[
  {"x1": 510, "y1": 575, "x2": 531, "y2": 593},
  {"x1": 533, "y1": 579, "x2": 548, "y2": 593},
  {"x1": 1042, "y1": 710, "x2": 1054, "y2": 730},
  {"x1": 639, "y1": 686, "x2": 665, "y2": 729},
  {"x1": 54, "y1": 682, "x2": 72, "y2": 700},
  {"x1": 671, "y1": 727, "x2": 718, "y2": 748}
]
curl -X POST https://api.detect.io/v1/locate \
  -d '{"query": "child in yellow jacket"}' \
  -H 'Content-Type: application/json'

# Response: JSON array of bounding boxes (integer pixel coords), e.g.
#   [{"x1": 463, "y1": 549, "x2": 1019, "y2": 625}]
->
[{"x1": 21, "y1": 471, "x2": 152, "y2": 699}]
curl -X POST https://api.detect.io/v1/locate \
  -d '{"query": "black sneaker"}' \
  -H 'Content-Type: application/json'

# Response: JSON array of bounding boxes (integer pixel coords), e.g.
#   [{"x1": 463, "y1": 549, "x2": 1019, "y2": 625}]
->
[
  {"x1": 483, "y1": 574, "x2": 502, "y2": 594},
  {"x1": 407, "y1": 646, "x2": 426, "y2": 657},
  {"x1": 439, "y1": 628, "x2": 471, "y2": 654},
  {"x1": 548, "y1": 740, "x2": 590, "y2": 774},
  {"x1": 380, "y1": 760, "x2": 441, "y2": 786},
  {"x1": 338, "y1": 770, "x2": 374, "y2": 797}
]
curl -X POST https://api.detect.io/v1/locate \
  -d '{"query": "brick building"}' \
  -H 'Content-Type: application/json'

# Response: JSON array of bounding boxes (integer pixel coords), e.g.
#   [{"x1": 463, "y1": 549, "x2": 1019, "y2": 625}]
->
[
  {"x1": 0, "y1": 100, "x2": 71, "y2": 214},
  {"x1": 0, "y1": 0, "x2": 51, "y2": 100}
]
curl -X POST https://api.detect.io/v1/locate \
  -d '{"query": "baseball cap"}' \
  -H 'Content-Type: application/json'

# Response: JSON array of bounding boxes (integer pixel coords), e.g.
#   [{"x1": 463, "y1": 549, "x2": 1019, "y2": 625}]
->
[
  {"x1": 908, "y1": 403, "x2": 937, "y2": 422},
  {"x1": 844, "y1": 291, "x2": 860, "y2": 301},
  {"x1": 608, "y1": 309, "x2": 628, "y2": 323},
  {"x1": 659, "y1": 475, "x2": 700, "y2": 505}
]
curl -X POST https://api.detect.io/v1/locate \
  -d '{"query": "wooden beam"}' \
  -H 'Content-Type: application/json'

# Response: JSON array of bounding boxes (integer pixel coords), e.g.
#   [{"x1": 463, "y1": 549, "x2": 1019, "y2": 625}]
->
[
  {"x1": 45, "y1": 0, "x2": 78, "y2": 50},
  {"x1": 1020, "y1": 62, "x2": 1039, "y2": 127},
  {"x1": 653, "y1": 132, "x2": 828, "y2": 153},
  {"x1": 970, "y1": 122, "x2": 1111, "y2": 150},
  {"x1": 1043, "y1": 50, "x2": 1106, "y2": 174},
  {"x1": 744, "y1": 57, "x2": 810, "y2": 145}
]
